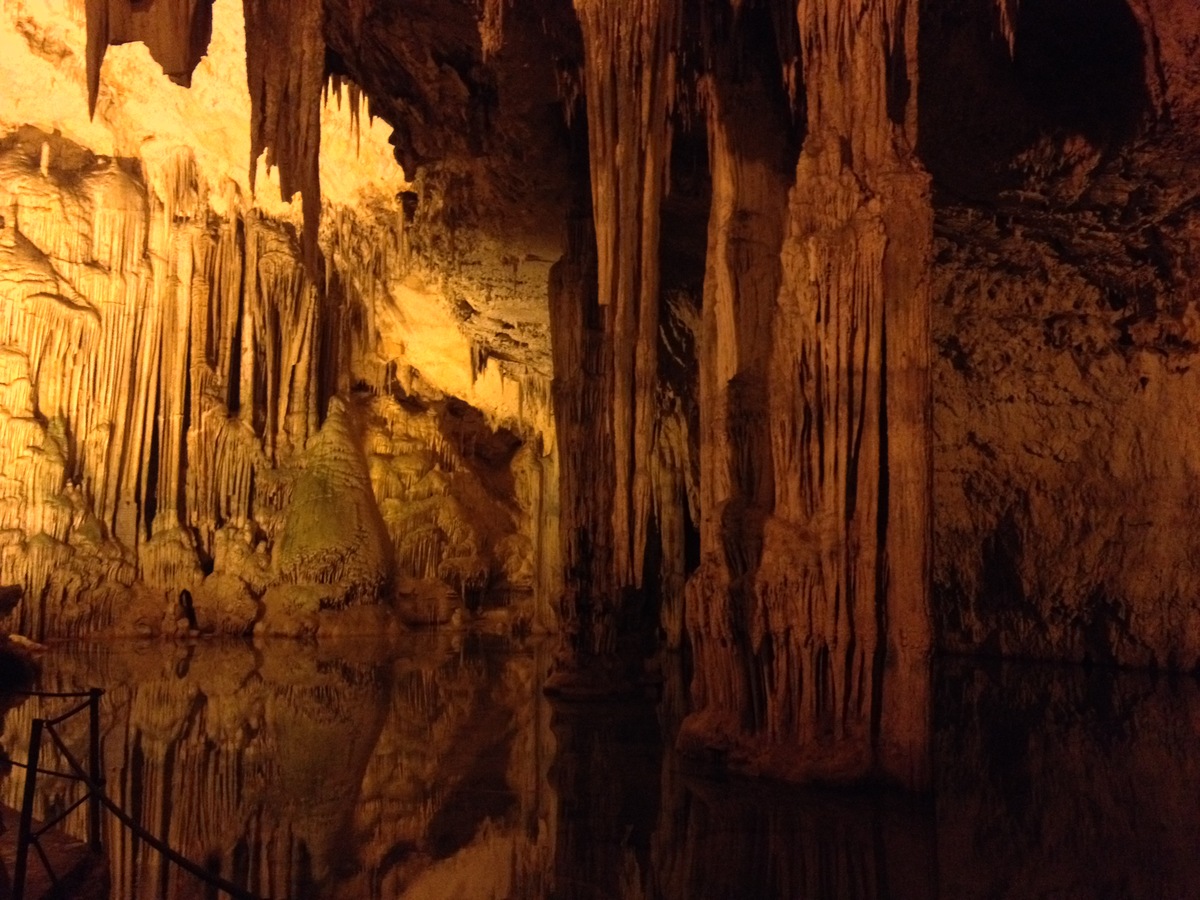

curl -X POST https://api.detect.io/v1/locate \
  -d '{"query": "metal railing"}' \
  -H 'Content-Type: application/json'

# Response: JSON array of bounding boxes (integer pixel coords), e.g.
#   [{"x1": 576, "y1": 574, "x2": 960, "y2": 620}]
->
[
  {"x1": 7, "y1": 688, "x2": 103, "y2": 898},
  {"x1": 7, "y1": 688, "x2": 264, "y2": 900}
]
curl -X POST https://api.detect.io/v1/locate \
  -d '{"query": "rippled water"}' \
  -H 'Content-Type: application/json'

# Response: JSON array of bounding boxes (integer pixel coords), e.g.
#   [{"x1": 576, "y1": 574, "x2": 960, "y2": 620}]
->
[{"x1": 2, "y1": 636, "x2": 1198, "y2": 899}]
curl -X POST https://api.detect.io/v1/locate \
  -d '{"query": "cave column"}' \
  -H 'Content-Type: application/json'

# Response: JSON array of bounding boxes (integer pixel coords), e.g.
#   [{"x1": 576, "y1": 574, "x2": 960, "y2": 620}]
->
[
  {"x1": 547, "y1": 0, "x2": 680, "y2": 693},
  {"x1": 682, "y1": 0, "x2": 932, "y2": 787}
]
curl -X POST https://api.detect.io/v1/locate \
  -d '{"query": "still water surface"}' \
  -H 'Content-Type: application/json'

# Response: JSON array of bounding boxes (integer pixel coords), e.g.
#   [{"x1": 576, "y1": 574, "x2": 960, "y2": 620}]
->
[{"x1": 2, "y1": 635, "x2": 1198, "y2": 899}]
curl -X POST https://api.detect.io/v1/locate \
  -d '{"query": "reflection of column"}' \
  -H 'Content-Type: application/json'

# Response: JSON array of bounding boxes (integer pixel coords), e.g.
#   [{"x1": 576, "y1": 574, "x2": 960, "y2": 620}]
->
[
  {"x1": 937, "y1": 662, "x2": 1200, "y2": 900},
  {"x1": 548, "y1": 700, "x2": 663, "y2": 898},
  {"x1": 651, "y1": 778, "x2": 936, "y2": 900},
  {"x1": 654, "y1": 654, "x2": 936, "y2": 900}
]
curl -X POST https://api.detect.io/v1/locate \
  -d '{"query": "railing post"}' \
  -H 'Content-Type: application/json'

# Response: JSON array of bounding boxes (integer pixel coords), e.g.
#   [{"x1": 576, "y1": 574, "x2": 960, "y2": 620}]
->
[
  {"x1": 87, "y1": 687, "x2": 103, "y2": 852},
  {"x1": 13, "y1": 717, "x2": 44, "y2": 900}
]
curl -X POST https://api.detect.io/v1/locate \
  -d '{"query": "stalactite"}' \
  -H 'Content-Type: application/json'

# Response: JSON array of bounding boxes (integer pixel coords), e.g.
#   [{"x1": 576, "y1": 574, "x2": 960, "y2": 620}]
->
[
  {"x1": 650, "y1": 287, "x2": 699, "y2": 649},
  {"x1": 651, "y1": 388, "x2": 694, "y2": 649},
  {"x1": 682, "y1": 0, "x2": 932, "y2": 787},
  {"x1": 546, "y1": 0, "x2": 680, "y2": 689},
  {"x1": 242, "y1": 213, "x2": 321, "y2": 462},
  {"x1": 187, "y1": 413, "x2": 264, "y2": 547},
  {"x1": 324, "y1": 74, "x2": 366, "y2": 152},
  {"x1": 573, "y1": 0, "x2": 679, "y2": 592},
  {"x1": 84, "y1": 0, "x2": 215, "y2": 117},
  {"x1": 242, "y1": 0, "x2": 325, "y2": 276},
  {"x1": 479, "y1": 0, "x2": 508, "y2": 60},
  {"x1": 996, "y1": 0, "x2": 1018, "y2": 53},
  {"x1": 147, "y1": 150, "x2": 201, "y2": 537}
]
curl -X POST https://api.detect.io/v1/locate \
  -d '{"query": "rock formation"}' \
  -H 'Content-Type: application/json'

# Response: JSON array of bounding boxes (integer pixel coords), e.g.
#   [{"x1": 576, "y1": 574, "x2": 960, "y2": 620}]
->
[
  {"x1": 0, "y1": 638, "x2": 559, "y2": 899},
  {"x1": 926, "y1": 0, "x2": 1200, "y2": 670},
  {"x1": 3, "y1": 0, "x2": 1200, "y2": 788},
  {"x1": 0, "y1": 0, "x2": 555, "y2": 644},
  {"x1": 679, "y1": 0, "x2": 932, "y2": 787}
]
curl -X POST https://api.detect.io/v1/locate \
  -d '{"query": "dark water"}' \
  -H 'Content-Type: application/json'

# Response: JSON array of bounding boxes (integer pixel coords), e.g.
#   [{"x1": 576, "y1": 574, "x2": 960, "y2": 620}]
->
[{"x1": 2, "y1": 636, "x2": 1198, "y2": 900}]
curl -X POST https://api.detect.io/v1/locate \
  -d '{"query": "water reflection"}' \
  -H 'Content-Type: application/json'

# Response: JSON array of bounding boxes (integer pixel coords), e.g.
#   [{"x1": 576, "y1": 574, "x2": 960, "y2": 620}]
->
[
  {"x1": 935, "y1": 660, "x2": 1200, "y2": 900},
  {"x1": 0, "y1": 641, "x2": 1197, "y2": 899}
]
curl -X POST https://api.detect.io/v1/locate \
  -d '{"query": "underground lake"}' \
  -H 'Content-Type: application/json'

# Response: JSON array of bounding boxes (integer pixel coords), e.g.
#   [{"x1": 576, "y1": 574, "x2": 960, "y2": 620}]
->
[{"x1": 2, "y1": 636, "x2": 1197, "y2": 899}]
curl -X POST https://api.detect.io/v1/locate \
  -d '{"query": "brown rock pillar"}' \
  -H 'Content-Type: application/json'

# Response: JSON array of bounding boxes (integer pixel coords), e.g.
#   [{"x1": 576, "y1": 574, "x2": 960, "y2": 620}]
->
[
  {"x1": 682, "y1": 0, "x2": 933, "y2": 788},
  {"x1": 546, "y1": 0, "x2": 681, "y2": 695}
]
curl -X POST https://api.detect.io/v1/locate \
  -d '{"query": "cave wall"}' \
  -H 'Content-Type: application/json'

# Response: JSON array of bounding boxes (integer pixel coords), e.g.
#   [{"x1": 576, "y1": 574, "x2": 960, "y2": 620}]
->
[
  {"x1": 925, "y1": 0, "x2": 1200, "y2": 668},
  {"x1": 0, "y1": 0, "x2": 563, "y2": 639}
]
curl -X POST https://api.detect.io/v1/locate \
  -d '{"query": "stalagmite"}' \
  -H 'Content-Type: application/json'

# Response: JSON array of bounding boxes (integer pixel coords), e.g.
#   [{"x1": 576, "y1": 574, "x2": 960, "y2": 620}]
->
[
  {"x1": 270, "y1": 397, "x2": 390, "y2": 598},
  {"x1": 681, "y1": 0, "x2": 933, "y2": 787}
]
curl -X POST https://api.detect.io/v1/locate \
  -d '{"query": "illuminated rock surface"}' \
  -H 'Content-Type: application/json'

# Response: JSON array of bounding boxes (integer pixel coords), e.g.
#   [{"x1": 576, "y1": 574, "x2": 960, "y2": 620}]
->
[
  {"x1": 0, "y1": 0, "x2": 557, "y2": 642},
  {"x1": 1, "y1": 0, "x2": 1200, "y2": 797}
]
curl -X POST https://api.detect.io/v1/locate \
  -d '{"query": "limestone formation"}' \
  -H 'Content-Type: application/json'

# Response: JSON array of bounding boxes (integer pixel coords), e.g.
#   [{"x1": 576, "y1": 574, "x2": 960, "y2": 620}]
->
[
  {"x1": 0, "y1": 1, "x2": 554, "y2": 643},
  {"x1": 681, "y1": 0, "x2": 933, "y2": 787},
  {"x1": 3, "y1": 0, "x2": 1200, "y2": 792},
  {"x1": 242, "y1": 0, "x2": 325, "y2": 273}
]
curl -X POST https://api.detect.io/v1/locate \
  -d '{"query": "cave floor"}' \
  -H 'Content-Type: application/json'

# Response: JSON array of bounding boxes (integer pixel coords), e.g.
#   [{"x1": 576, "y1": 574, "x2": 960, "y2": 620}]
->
[{"x1": 0, "y1": 634, "x2": 1195, "y2": 899}]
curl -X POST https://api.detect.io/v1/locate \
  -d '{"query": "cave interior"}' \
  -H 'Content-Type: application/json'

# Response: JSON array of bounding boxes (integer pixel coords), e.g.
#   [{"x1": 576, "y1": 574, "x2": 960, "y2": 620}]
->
[{"x1": 0, "y1": 0, "x2": 1199, "y2": 893}]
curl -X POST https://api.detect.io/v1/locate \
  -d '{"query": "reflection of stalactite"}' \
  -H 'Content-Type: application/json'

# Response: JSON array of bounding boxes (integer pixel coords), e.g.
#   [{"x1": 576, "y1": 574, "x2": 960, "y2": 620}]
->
[
  {"x1": 653, "y1": 778, "x2": 936, "y2": 900},
  {"x1": 0, "y1": 639, "x2": 553, "y2": 900},
  {"x1": 548, "y1": 699, "x2": 663, "y2": 899}
]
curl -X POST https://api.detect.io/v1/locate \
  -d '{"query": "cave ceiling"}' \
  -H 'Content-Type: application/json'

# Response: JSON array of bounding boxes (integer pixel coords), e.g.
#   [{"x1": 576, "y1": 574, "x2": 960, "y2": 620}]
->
[
  {"x1": 320, "y1": 0, "x2": 1200, "y2": 360},
  {"x1": 21, "y1": 0, "x2": 1200, "y2": 385}
]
